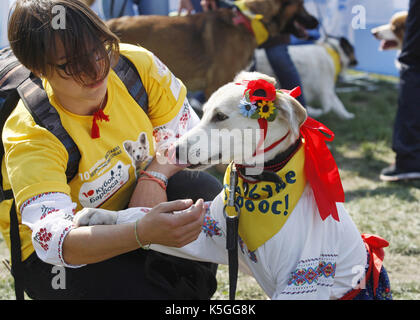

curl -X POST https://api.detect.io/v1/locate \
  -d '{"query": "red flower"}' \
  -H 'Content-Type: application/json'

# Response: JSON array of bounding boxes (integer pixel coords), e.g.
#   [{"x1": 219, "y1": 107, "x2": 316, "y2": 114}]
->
[{"x1": 245, "y1": 79, "x2": 276, "y2": 103}]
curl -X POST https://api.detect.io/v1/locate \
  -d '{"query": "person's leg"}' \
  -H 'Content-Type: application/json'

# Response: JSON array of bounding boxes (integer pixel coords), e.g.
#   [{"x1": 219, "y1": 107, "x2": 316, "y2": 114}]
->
[
  {"x1": 190, "y1": 0, "x2": 203, "y2": 13},
  {"x1": 23, "y1": 246, "x2": 218, "y2": 300},
  {"x1": 381, "y1": 0, "x2": 420, "y2": 181},
  {"x1": 166, "y1": 170, "x2": 223, "y2": 202},
  {"x1": 264, "y1": 44, "x2": 307, "y2": 106},
  {"x1": 22, "y1": 250, "x2": 183, "y2": 300},
  {"x1": 166, "y1": 169, "x2": 222, "y2": 279},
  {"x1": 137, "y1": 0, "x2": 169, "y2": 15},
  {"x1": 101, "y1": 0, "x2": 136, "y2": 19}
]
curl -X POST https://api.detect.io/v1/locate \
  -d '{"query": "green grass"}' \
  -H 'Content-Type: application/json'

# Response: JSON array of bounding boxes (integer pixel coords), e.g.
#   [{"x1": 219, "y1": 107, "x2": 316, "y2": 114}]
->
[{"x1": 0, "y1": 72, "x2": 419, "y2": 300}]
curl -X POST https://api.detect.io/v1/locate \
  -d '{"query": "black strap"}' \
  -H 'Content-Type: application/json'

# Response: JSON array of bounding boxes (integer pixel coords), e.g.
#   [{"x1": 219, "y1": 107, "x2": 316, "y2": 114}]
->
[
  {"x1": 226, "y1": 215, "x2": 239, "y2": 300},
  {"x1": 9, "y1": 199, "x2": 24, "y2": 300},
  {"x1": 17, "y1": 76, "x2": 81, "y2": 182},
  {"x1": 224, "y1": 166, "x2": 240, "y2": 300},
  {"x1": 114, "y1": 55, "x2": 149, "y2": 114}
]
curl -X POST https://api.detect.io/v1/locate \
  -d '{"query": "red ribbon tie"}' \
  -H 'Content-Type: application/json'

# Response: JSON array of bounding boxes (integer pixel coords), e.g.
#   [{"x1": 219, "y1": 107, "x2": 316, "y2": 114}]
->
[
  {"x1": 300, "y1": 117, "x2": 345, "y2": 221},
  {"x1": 91, "y1": 109, "x2": 110, "y2": 139}
]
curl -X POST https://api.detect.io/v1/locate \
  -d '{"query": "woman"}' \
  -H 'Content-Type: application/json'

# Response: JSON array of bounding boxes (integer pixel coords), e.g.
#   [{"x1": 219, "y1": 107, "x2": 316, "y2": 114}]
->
[{"x1": 1, "y1": 0, "x2": 220, "y2": 299}]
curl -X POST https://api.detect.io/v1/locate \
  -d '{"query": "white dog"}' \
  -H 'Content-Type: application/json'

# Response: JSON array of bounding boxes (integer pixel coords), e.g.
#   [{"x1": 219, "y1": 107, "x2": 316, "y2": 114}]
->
[
  {"x1": 75, "y1": 72, "x2": 390, "y2": 300},
  {"x1": 255, "y1": 37, "x2": 358, "y2": 119}
]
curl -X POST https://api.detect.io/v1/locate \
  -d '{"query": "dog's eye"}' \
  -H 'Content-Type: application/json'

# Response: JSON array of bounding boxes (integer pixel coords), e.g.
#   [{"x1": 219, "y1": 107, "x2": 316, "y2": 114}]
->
[{"x1": 212, "y1": 112, "x2": 229, "y2": 122}]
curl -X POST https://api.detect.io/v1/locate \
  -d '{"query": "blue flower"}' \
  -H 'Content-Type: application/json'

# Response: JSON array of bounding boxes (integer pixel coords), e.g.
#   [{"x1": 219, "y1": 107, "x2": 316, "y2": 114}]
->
[{"x1": 238, "y1": 99, "x2": 257, "y2": 118}]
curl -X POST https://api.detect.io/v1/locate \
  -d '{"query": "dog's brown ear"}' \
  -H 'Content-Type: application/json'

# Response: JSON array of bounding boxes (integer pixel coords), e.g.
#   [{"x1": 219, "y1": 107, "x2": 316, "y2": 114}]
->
[{"x1": 243, "y1": 0, "x2": 282, "y2": 22}]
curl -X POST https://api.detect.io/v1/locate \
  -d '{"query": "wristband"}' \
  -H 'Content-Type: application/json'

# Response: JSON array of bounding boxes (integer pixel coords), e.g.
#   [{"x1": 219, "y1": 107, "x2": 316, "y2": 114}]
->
[
  {"x1": 139, "y1": 170, "x2": 168, "y2": 187},
  {"x1": 138, "y1": 176, "x2": 167, "y2": 191},
  {"x1": 134, "y1": 219, "x2": 150, "y2": 250}
]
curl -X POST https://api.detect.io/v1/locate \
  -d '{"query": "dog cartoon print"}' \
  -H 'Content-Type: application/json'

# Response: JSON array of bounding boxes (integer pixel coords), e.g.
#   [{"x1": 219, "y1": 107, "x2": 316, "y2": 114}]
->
[{"x1": 123, "y1": 132, "x2": 152, "y2": 172}]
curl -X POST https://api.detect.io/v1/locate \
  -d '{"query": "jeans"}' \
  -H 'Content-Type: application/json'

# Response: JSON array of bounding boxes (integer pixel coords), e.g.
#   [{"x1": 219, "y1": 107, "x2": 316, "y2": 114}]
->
[
  {"x1": 264, "y1": 44, "x2": 306, "y2": 106},
  {"x1": 101, "y1": 0, "x2": 169, "y2": 20},
  {"x1": 392, "y1": 0, "x2": 420, "y2": 171},
  {"x1": 21, "y1": 170, "x2": 222, "y2": 300}
]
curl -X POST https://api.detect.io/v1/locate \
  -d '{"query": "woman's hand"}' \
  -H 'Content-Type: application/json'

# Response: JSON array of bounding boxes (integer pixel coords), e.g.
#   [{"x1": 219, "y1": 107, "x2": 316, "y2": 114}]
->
[{"x1": 136, "y1": 199, "x2": 206, "y2": 248}]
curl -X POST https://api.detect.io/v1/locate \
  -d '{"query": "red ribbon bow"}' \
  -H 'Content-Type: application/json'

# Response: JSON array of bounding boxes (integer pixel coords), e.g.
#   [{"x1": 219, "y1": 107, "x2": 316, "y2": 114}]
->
[
  {"x1": 361, "y1": 233, "x2": 389, "y2": 296},
  {"x1": 283, "y1": 86, "x2": 344, "y2": 221},
  {"x1": 91, "y1": 109, "x2": 110, "y2": 139},
  {"x1": 300, "y1": 117, "x2": 344, "y2": 221}
]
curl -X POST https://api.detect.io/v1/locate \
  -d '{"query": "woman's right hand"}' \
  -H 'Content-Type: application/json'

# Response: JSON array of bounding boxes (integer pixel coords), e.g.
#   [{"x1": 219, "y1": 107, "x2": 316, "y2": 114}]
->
[{"x1": 136, "y1": 199, "x2": 205, "y2": 248}]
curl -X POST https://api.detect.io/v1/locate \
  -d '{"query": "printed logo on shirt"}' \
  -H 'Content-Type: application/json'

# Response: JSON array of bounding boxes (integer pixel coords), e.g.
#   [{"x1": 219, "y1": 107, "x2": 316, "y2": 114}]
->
[
  {"x1": 123, "y1": 132, "x2": 153, "y2": 175},
  {"x1": 79, "y1": 161, "x2": 130, "y2": 208}
]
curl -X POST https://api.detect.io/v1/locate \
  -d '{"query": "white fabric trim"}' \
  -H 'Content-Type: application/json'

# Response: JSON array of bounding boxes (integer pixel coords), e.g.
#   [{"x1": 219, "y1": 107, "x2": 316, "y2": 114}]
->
[{"x1": 20, "y1": 192, "x2": 84, "y2": 268}]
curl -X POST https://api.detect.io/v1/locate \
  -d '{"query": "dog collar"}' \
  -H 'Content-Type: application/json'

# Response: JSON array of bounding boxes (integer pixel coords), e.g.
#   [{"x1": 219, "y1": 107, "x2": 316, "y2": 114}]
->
[
  {"x1": 233, "y1": 0, "x2": 269, "y2": 45},
  {"x1": 323, "y1": 43, "x2": 342, "y2": 81}
]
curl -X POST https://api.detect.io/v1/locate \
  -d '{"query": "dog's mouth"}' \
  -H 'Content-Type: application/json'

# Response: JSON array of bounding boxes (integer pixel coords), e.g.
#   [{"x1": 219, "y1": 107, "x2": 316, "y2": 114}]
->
[
  {"x1": 380, "y1": 39, "x2": 400, "y2": 50},
  {"x1": 292, "y1": 20, "x2": 309, "y2": 38},
  {"x1": 169, "y1": 146, "x2": 224, "y2": 170}
]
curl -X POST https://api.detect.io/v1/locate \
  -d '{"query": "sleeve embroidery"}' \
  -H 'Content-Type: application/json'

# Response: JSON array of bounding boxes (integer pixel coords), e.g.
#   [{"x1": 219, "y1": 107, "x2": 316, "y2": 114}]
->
[{"x1": 20, "y1": 192, "x2": 84, "y2": 268}]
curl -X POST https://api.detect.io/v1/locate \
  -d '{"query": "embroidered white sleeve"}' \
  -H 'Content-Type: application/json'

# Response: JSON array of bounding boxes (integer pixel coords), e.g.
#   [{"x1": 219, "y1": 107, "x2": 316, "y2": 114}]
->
[
  {"x1": 20, "y1": 193, "x2": 85, "y2": 268},
  {"x1": 153, "y1": 97, "x2": 200, "y2": 158}
]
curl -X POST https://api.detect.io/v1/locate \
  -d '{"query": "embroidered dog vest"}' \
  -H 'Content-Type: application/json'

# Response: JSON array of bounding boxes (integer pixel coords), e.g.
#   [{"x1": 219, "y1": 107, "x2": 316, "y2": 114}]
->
[{"x1": 223, "y1": 143, "x2": 307, "y2": 251}]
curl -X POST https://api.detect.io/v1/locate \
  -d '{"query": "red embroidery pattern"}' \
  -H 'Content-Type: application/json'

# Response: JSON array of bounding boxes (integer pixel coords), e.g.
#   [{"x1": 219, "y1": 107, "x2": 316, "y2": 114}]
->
[
  {"x1": 40, "y1": 206, "x2": 60, "y2": 220},
  {"x1": 34, "y1": 228, "x2": 52, "y2": 251},
  {"x1": 153, "y1": 126, "x2": 173, "y2": 144},
  {"x1": 178, "y1": 106, "x2": 191, "y2": 130},
  {"x1": 58, "y1": 226, "x2": 72, "y2": 265},
  {"x1": 20, "y1": 192, "x2": 59, "y2": 213}
]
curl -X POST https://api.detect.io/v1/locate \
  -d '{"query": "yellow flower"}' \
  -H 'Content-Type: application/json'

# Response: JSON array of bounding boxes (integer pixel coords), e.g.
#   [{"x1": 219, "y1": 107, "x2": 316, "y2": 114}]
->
[{"x1": 257, "y1": 100, "x2": 275, "y2": 119}]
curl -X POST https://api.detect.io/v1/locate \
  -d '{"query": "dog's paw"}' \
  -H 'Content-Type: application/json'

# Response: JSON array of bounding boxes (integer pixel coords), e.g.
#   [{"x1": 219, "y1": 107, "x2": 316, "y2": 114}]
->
[
  {"x1": 339, "y1": 111, "x2": 355, "y2": 120},
  {"x1": 73, "y1": 208, "x2": 118, "y2": 227}
]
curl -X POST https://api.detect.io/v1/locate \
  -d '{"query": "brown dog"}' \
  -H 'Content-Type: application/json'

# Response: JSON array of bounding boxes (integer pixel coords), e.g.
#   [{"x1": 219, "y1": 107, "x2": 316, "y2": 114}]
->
[
  {"x1": 105, "y1": 0, "x2": 318, "y2": 98},
  {"x1": 371, "y1": 11, "x2": 408, "y2": 51}
]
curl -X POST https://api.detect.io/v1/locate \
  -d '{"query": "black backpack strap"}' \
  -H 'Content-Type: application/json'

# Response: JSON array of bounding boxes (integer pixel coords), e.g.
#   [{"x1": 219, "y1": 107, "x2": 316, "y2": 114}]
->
[
  {"x1": 113, "y1": 54, "x2": 149, "y2": 114},
  {"x1": 16, "y1": 76, "x2": 81, "y2": 182},
  {"x1": 9, "y1": 199, "x2": 24, "y2": 300}
]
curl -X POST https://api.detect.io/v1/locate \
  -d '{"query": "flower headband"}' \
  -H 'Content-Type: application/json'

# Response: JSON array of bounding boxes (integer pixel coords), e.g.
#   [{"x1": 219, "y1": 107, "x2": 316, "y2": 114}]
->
[{"x1": 237, "y1": 79, "x2": 302, "y2": 122}]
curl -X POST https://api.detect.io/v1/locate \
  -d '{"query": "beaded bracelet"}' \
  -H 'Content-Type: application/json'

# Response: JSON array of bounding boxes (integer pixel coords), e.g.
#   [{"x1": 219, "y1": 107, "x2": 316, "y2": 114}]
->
[
  {"x1": 134, "y1": 219, "x2": 150, "y2": 250},
  {"x1": 138, "y1": 170, "x2": 168, "y2": 191}
]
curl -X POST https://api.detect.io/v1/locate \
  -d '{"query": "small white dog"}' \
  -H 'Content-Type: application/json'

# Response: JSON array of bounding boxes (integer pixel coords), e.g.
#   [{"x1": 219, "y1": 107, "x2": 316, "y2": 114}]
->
[
  {"x1": 75, "y1": 72, "x2": 390, "y2": 300},
  {"x1": 123, "y1": 132, "x2": 152, "y2": 172},
  {"x1": 255, "y1": 37, "x2": 358, "y2": 119}
]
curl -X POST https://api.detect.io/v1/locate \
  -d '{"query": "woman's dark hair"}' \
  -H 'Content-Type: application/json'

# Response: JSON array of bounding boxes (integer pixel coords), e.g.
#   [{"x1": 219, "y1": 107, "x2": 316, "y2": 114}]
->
[{"x1": 8, "y1": 0, "x2": 120, "y2": 85}]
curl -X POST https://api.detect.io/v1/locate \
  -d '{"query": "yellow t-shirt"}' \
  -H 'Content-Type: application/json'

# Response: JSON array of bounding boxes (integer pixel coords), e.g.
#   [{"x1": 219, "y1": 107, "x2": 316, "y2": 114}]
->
[{"x1": 0, "y1": 43, "x2": 186, "y2": 260}]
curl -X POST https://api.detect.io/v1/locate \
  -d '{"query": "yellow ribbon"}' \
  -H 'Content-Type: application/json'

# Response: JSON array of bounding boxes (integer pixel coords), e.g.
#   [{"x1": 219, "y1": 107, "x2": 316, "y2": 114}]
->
[
  {"x1": 323, "y1": 44, "x2": 342, "y2": 82},
  {"x1": 223, "y1": 144, "x2": 307, "y2": 251},
  {"x1": 234, "y1": 0, "x2": 269, "y2": 46}
]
